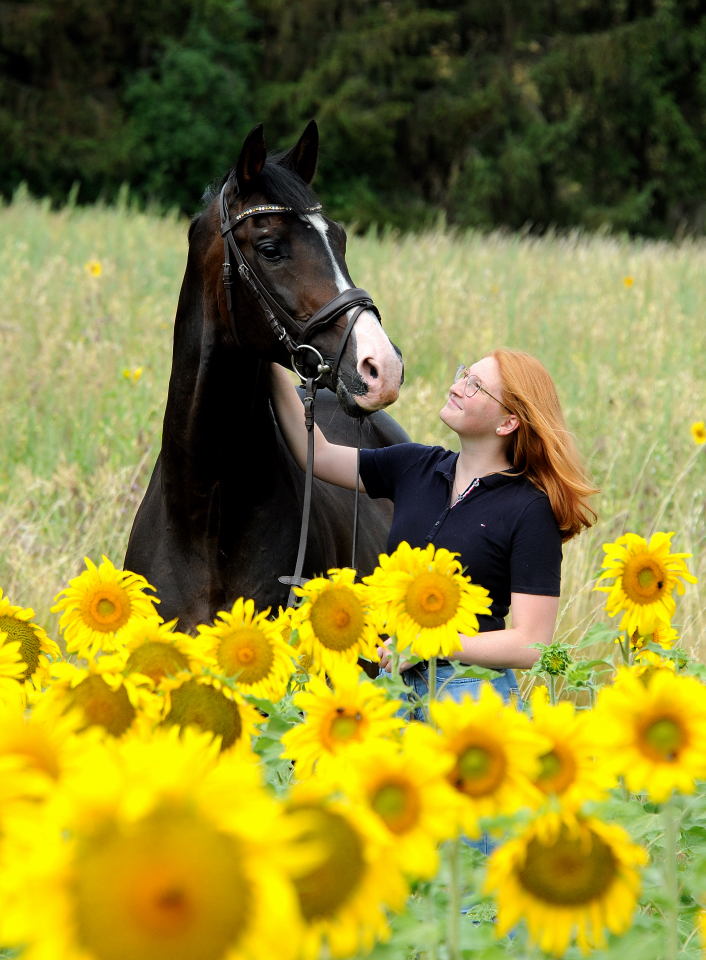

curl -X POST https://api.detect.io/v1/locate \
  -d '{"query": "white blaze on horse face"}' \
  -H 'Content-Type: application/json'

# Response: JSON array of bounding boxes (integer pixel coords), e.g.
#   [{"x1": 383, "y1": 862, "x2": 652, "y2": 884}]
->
[
  {"x1": 306, "y1": 214, "x2": 349, "y2": 292},
  {"x1": 305, "y1": 214, "x2": 403, "y2": 411}
]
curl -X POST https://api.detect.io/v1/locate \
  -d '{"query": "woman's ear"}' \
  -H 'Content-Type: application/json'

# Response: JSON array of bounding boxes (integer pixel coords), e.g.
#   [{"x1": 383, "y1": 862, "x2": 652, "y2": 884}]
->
[{"x1": 496, "y1": 415, "x2": 520, "y2": 436}]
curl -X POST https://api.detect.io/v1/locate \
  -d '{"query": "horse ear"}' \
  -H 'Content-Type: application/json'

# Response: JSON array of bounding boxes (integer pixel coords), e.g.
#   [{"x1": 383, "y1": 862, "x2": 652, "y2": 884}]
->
[
  {"x1": 279, "y1": 120, "x2": 319, "y2": 184},
  {"x1": 236, "y1": 124, "x2": 267, "y2": 190}
]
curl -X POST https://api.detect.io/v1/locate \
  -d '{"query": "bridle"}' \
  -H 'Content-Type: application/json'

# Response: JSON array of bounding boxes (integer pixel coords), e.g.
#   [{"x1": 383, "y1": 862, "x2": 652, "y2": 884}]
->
[{"x1": 219, "y1": 182, "x2": 380, "y2": 605}]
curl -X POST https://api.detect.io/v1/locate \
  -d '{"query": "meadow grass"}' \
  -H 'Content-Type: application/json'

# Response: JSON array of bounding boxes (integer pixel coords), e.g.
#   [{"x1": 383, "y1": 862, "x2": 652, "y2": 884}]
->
[{"x1": 2, "y1": 193, "x2": 706, "y2": 670}]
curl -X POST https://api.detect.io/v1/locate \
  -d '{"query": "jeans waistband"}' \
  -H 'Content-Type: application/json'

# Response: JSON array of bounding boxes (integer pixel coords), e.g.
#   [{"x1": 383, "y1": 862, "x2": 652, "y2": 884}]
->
[{"x1": 416, "y1": 659, "x2": 506, "y2": 675}]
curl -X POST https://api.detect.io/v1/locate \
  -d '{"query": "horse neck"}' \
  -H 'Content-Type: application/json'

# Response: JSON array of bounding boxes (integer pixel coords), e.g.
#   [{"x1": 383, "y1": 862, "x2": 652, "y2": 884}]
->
[{"x1": 161, "y1": 260, "x2": 279, "y2": 505}]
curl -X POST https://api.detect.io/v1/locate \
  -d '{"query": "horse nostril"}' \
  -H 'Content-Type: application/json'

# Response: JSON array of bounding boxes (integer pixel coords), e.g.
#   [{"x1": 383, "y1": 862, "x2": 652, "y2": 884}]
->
[{"x1": 368, "y1": 364, "x2": 378, "y2": 379}]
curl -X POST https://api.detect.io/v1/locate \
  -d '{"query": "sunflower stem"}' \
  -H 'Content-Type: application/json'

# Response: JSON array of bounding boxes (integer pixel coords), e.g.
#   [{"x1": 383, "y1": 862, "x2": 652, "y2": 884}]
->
[
  {"x1": 619, "y1": 632, "x2": 630, "y2": 667},
  {"x1": 447, "y1": 837, "x2": 461, "y2": 960},
  {"x1": 663, "y1": 799, "x2": 680, "y2": 960},
  {"x1": 391, "y1": 644, "x2": 400, "y2": 680},
  {"x1": 548, "y1": 673, "x2": 557, "y2": 706},
  {"x1": 428, "y1": 656, "x2": 437, "y2": 704}
]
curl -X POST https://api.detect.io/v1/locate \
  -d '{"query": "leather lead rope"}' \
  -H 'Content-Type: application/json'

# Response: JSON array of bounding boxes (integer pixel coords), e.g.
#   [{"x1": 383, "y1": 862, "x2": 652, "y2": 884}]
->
[
  {"x1": 351, "y1": 418, "x2": 362, "y2": 572},
  {"x1": 284, "y1": 376, "x2": 317, "y2": 608}
]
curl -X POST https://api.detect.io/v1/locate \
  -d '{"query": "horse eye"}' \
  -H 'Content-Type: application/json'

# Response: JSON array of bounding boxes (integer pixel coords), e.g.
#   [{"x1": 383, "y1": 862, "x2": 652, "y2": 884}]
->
[{"x1": 257, "y1": 244, "x2": 281, "y2": 261}]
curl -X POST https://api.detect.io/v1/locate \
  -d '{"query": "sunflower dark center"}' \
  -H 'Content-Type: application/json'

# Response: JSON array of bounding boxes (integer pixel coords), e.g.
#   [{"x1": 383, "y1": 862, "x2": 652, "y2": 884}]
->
[
  {"x1": 0, "y1": 615, "x2": 39, "y2": 677},
  {"x1": 163, "y1": 680, "x2": 242, "y2": 751},
  {"x1": 518, "y1": 827, "x2": 617, "y2": 906},
  {"x1": 73, "y1": 808, "x2": 250, "y2": 960},
  {"x1": 371, "y1": 779, "x2": 421, "y2": 834},
  {"x1": 291, "y1": 807, "x2": 366, "y2": 921},
  {"x1": 126, "y1": 643, "x2": 190, "y2": 684},
  {"x1": 310, "y1": 587, "x2": 365, "y2": 652},
  {"x1": 68, "y1": 675, "x2": 136, "y2": 737},
  {"x1": 405, "y1": 572, "x2": 460, "y2": 628}
]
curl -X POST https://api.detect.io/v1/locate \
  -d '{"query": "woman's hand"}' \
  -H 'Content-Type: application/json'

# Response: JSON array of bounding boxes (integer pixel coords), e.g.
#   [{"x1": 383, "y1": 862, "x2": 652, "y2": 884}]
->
[{"x1": 377, "y1": 638, "x2": 413, "y2": 673}]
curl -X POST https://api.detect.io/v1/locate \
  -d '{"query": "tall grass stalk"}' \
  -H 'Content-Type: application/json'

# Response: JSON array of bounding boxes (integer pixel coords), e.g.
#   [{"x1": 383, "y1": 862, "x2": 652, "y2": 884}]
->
[{"x1": 2, "y1": 196, "x2": 706, "y2": 668}]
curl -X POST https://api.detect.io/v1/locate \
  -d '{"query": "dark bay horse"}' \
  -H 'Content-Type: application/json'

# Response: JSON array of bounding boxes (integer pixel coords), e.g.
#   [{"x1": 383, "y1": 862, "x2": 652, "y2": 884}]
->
[{"x1": 125, "y1": 122, "x2": 408, "y2": 632}]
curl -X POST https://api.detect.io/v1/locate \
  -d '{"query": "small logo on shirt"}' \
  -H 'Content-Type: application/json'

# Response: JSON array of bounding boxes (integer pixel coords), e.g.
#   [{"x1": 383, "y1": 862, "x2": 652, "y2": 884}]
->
[{"x1": 480, "y1": 523, "x2": 486, "y2": 527}]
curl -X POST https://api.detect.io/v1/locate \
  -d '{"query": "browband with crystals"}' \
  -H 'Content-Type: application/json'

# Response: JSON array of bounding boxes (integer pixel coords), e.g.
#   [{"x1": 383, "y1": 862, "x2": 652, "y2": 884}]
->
[{"x1": 224, "y1": 202, "x2": 323, "y2": 231}]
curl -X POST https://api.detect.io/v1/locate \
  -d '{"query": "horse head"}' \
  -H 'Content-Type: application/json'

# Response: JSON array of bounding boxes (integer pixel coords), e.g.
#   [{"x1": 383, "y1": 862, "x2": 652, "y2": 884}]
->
[{"x1": 189, "y1": 121, "x2": 404, "y2": 415}]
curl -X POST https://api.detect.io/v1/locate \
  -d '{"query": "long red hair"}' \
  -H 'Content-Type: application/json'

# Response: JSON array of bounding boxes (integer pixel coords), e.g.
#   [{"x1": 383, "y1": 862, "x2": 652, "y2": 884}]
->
[{"x1": 491, "y1": 348, "x2": 597, "y2": 542}]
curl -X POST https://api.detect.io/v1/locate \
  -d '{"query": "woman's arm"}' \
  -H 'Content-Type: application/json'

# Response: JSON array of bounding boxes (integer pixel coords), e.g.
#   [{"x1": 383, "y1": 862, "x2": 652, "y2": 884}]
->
[
  {"x1": 454, "y1": 593, "x2": 560, "y2": 670},
  {"x1": 377, "y1": 594, "x2": 558, "y2": 673},
  {"x1": 269, "y1": 363, "x2": 364, "y2": 491}
]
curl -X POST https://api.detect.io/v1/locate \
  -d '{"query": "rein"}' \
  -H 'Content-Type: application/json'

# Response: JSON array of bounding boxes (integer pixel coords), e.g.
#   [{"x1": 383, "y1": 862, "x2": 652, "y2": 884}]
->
[{"x1": 218, "y1": 183, "x2": 379, "y2": 606}]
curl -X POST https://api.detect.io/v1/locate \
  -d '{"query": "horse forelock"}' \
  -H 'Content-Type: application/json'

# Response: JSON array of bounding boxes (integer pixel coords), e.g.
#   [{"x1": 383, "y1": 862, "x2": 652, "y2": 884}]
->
[{"x1": 198, "y1": 155, "x2": 320, "y2": 219}]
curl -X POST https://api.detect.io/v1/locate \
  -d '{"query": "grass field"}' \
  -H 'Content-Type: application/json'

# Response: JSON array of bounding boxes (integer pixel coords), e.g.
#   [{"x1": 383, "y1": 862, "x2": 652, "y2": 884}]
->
[{"x1": 2, "y1": 191, "x2": 705, "y2": 663}]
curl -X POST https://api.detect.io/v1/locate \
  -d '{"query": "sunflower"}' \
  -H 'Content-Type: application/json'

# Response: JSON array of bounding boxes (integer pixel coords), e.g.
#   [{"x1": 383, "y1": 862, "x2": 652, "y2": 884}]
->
[
  {"x1": 45, "y1": 655, "x2": 162, "y2": 739},
  {"x1": 0, "y1": 695, "x2": 86, "y2": 809},
  {"x1": 335, "y1": 725, "x2": 459, "y2": 879},
  {"x1": 123, "y1": 615, "x2": 213, "y2": 689},
  {"x1": 292, "y1": 569, "x2": 381, "y2": 674},
  {"x1": 276, "y1": 606, "x2": 324, "y2": 682},
  {"x1": 0, "y1": 590, "x2": 61, "y2": 693},
  {"x1": 285, "y1": 778, "x2": 406, "y2": 960},
  {"x1": 363, "y1": 541, "x2": 491, "y2": 660},
  {"x1": 631, "y1": 648, "x2": 677, "y2": 687},
  {"x1": 160, "y1": 670, "x2": 262, "y2": 754},
  {"x1": 632, "y1": 622, "x2": 680, "y2": 651},
  {"x1": 691, "y1": 421, "x2": 706, "y2": 445},
  {"x1": 197, "y1": 599, "x2": 295, "y2": 702},
  {"x1": 280, "y1": 662, "x2": 403, "y2": 778},
  {"x1": 529, "y1": 687, "x2": 614, "y2": 809},
  {"x1": 592, "y1": 668, "x2": 706, "y2": 801},
  {"x1": 52, "y1": 556, "x2": 159, "y2": 659},
  {"x1": 596, "y1": 532, "x2": 697, "y2": 637},
  {"x1": 485, "y1": 811, "x2": 646, "y2": 955},
  {"x1": 430, "y1": 683, "x2": 548, "y2": 836},
  {"x1": 0, "y1": 633, "x2": 31, "y2": 690},
  {"x1": 0, "y1": 725, "x2": 309, "y2": 960}
]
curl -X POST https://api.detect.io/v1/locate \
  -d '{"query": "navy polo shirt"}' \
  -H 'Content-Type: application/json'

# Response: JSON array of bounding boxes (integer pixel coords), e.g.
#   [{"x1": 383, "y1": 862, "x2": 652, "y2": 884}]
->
[{"x1": 360, "y1": 443, "x2": 562, "y2": 633}]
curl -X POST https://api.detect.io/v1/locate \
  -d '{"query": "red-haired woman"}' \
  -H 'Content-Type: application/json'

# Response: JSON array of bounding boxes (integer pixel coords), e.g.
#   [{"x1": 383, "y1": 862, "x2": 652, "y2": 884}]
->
[{"x1": 270, "y1": 348, "x2": 597, "y2": 706}]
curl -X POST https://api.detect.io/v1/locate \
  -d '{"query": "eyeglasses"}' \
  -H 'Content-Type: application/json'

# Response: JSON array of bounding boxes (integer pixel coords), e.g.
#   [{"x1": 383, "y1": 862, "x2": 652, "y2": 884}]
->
[{"x1": 453, "y1": 364, "x2": 511, "y2": 411}]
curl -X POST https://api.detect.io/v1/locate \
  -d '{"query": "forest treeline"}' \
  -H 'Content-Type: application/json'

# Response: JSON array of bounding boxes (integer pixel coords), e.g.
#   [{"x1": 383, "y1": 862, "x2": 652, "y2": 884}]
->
[{"x1": 1, "y1": 0, "x2": 705, "y2": 234}]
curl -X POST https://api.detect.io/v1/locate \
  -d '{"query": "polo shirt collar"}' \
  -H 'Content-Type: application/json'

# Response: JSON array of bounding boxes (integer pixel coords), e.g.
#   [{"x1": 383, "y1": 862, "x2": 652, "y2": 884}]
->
[{"x1": 434, "y1": 450, "x2": 522, "y2": 487}]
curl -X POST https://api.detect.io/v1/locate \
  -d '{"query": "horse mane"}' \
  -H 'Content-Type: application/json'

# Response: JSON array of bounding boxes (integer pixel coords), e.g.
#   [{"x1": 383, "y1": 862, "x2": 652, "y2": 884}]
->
[{"x1": 189, "y1": 152, "x2": 321, "y2": 241}]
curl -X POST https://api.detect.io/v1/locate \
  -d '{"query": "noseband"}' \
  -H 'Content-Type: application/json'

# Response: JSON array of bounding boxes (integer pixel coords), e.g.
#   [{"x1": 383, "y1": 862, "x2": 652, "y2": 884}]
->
[
  {"x1": 218, "y1": 183, "x2": 377, "y2": 605},
  {"x1": 219, "y1": 183, "x2": 381, "y2": 383}
]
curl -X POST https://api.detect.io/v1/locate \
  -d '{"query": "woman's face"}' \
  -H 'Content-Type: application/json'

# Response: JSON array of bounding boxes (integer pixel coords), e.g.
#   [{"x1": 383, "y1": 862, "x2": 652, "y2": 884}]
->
[{"x1": 439, "y1": 356, "x2": 515, "y2": 440}]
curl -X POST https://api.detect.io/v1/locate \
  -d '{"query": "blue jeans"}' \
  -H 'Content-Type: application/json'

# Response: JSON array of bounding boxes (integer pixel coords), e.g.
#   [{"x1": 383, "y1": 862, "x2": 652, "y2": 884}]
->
[{"x1": 399, "y1": 661, "x2": 521, "y2": 721}]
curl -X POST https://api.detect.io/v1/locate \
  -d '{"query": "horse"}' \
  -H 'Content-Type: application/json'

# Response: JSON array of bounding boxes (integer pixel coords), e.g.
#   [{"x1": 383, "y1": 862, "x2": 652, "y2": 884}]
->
[{"x1": 124, "y1": 121, "x2": 409, "y2": 632}]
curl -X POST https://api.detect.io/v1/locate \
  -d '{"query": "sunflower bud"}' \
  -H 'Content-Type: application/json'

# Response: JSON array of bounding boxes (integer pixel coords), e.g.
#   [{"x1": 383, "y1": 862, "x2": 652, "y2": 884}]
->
[{"x1": 539, "y1": 642, "x2": 572, "y2": 677}]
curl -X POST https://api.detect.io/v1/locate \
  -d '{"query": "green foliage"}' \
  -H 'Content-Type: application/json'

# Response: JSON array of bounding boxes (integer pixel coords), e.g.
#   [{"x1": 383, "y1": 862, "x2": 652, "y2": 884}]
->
[
  {"x1": 2, "y1": 0, "x2": 706, "y2": 231},
  {"x1": 123, "y1": 0, "x2": 256, "y2": 210}
]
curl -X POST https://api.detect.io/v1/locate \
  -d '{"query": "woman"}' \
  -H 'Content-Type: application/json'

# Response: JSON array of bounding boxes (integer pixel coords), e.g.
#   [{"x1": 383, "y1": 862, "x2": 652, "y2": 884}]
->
[{"x1": 270, "y1": 348, "x2": 596, "y2": 706}]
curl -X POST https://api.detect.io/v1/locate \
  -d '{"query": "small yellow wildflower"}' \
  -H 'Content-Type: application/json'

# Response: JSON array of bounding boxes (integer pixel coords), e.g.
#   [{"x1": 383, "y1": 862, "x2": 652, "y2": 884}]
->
[
  {"x1": 122, "y1": 367, "x2": 143, "y2": 383},
  {"x1": 84, "y1": 259, "x2": 102, "y2": 277},
  {"x1": 623, "y1": 275, "x2": 634, "y2": 288},
  {"x1": 691, "y1": 421, "x2": 706, "y2": 445}
]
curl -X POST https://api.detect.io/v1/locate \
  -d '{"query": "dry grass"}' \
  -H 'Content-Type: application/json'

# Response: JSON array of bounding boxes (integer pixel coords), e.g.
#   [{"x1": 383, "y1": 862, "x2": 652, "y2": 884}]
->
[{"x1": 3, "y1": 196, "x2": 706, "y2": 661}]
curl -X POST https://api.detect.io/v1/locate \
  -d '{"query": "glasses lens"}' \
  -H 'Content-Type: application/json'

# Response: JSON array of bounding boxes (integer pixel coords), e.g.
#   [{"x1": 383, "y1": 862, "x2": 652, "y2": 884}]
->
[{"x1": 465, "y1": 375, "x2": 482, "y2": 397}]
